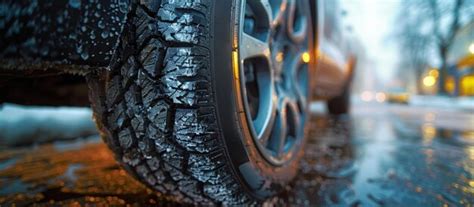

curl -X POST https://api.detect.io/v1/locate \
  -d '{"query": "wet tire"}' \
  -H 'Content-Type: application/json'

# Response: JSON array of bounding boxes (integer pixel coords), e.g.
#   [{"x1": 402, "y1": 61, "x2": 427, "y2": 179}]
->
[
  {"x1": 327, "y1": 86, "x2": 351, "y2": 115},
  {"x1": 87, "y1": 0, "x2": 311, "y2": 205}
]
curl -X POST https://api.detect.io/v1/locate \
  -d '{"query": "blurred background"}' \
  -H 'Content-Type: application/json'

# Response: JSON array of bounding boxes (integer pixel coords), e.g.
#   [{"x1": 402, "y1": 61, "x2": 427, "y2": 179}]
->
[{"x1": 345, "y1": 0, "x2": 474, "y2": 106}]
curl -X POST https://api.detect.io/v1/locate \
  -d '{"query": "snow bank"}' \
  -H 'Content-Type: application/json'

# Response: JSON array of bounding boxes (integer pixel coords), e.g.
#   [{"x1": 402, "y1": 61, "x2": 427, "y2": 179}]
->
[
  {"x1": 0, "y1": 104, "x2": 98, "y2": 146},
  {"x1": 410, "y1": 96, "x2": 474, "y2": 111}
]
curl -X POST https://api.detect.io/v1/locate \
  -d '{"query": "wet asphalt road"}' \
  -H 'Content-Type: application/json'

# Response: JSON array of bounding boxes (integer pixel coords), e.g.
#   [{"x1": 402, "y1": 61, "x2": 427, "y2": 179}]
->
[{"x1": 0, "y1": 103, "x2": 473, "y2": 206}]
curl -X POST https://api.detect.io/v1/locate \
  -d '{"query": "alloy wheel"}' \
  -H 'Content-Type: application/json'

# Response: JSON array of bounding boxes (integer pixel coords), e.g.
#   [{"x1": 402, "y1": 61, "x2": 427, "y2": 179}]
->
[{"x1": 238, "y1": 0, "x2": 311, "y2": 165}]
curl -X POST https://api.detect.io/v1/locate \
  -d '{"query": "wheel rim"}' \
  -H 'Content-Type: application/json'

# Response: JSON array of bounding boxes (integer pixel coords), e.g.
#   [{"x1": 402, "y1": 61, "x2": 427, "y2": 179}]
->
[{"x1": 238, "y1": 0, "x2": 311, "y2": 165}]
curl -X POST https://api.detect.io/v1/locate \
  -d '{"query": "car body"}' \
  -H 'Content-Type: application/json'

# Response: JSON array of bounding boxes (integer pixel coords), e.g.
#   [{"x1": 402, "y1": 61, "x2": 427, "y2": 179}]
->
[{"x1": 312, "y1": 0, "x2": 356, "y2": 99}]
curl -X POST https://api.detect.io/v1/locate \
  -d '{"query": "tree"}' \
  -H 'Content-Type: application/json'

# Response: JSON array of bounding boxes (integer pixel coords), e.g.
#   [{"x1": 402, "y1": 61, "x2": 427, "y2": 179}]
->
[
  {"x1": 396, "y1": 16, "x2": 431, "y2": 93},
  {"x1": 397, "y1": 0, "x2": 474, "y2": 95}
]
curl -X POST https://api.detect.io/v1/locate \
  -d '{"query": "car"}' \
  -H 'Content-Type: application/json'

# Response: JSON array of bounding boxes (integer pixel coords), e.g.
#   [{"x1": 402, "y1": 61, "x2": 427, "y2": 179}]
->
[
  {"x1": 386, "y1": 92, "x2": 410, "y2": 104},
  {"x1": 385, "y1": 89, "x2": 410, "y2": 104},
  {"x1": 0, "y1": 0, "x2": 356, "y2": 205}
]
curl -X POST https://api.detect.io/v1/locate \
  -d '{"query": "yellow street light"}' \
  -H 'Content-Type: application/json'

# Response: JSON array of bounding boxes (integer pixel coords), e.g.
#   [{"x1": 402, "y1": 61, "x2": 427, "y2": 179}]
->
[
  {"x1": 428, "y1": 69, "x2": 439, "y2": 78},
  {"x1": 423, "y1": 75, "x2": 436, "y2": 87},
  {"x1": 470, "y1": 43, "x2": 474, "y2": 54}
]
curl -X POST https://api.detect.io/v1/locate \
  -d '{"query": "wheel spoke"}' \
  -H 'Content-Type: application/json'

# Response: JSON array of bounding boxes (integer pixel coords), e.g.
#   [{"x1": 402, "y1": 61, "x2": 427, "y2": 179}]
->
[
  {"x1": 287, "y1": 0, "x2": 308, "y2": 43},
  {"x1": 291, "y1": 53, "x2": 309, "y2": 110},
  {"x1": 287, "y1": 100, "x2": 302, "y2": 140},
  {"x1": 276, "y1": 114, "x2": 288, "y2": 156},
  {"x1": 266, "y1": 98, "x2": 288, "y2": 156},
  {"x1": 259, "y1": 0, "x2": 274, "y2": 26},
  {"x1": 257, "y1": 94, "x2": 277, "y2": 144},
  {"x1": 267, "y1": 97, "x2": 303, "y2": 157},
  {"x1": 268, "y1": 0, "x2": 287, "y2": 27},
  {"x1": 241, "y1": 33, "x2": 270, "y2": 60},
  {"x1": 243, "y1": 56, "x2": 276, "y2": 143}
]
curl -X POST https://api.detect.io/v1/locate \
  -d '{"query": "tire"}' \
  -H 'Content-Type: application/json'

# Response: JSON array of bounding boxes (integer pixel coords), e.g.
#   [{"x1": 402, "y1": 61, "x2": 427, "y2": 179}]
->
[
  {"x1": 327, "y1": 85, "x2": 351, "y2": 115},
  {"x1": 87, "y1": 0, "x2": 313, "y2": 205}
]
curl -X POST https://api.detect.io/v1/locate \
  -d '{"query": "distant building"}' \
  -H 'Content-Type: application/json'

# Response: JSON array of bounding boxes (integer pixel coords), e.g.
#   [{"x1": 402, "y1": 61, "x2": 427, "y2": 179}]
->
[{"x1": 446, "y1": 21, "x2": 474, "y2": 96}]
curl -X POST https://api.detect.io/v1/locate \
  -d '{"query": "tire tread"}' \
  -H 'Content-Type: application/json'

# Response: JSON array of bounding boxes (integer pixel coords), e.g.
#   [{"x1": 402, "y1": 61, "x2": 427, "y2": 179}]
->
[{"x1": 88, "y1": 0, "x2": 254, "y2": 205}]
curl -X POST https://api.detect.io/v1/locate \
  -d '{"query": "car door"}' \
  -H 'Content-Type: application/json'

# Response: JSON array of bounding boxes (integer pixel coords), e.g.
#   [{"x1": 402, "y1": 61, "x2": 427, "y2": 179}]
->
[{"x1": 313, "y1": 0, "x2": 352, "y2": 98}]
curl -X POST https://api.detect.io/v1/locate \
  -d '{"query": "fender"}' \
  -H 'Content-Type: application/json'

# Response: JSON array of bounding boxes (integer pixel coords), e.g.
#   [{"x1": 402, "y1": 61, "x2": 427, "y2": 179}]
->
[{"x1": 0, "y1": 0, "x2": 131, "y2": 71}]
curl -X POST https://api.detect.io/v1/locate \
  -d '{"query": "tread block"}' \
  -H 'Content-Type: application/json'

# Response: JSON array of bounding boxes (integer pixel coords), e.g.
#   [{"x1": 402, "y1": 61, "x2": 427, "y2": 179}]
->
[
  {"x1": 139, "y1": 38, "x2": 164, "y2": 77},
  {"x1": 146, "y1": 157, "x2": 161, "y2": 171},
  {"x1": 131, "y1": 116, "x2": 145, "y2": 137},
  {"x1": 188, "y1": 153, "x2": 225, "y2": 184},
  {"x1": 177, "y1": 179, "x2": 210, "y2": 204},
  {"x1": 174, "y1": 109, "x2": 207, "y2": 135},
  {"x1": 122, "y1": 149, "x2": 142, "y2": 167},
  {"x1": 107, "y1": 104, "x2": 126, "y2": 130},
  {"x1": 140, "y1": 79, "x2": 161, "y2": 106},
  {"x1": 135, "y1": 6, "x2": 159, "y2": 47},
  {"x1": 155, "y1": 142, "x2": 184, "y2": 169},
  {"x1": 139, "y1": 0, "x2": 161, "y2": 14},
  {"x1": 157, "y1": 20, "x2": 207, "y2": 45},
  {"x1": 106, "y1": 75, "x2": 122, "y2": 108},
  {"x1": 120, "y1": 56, "x2": 138, "y2": 86},
  {"x1": 174, "y1": 108, "x2": 219, "y2": 153},
  {"x1": 138, "y1": 138, "x2": 154, "y2": 156},
  {"x1": 118, "y1": 128, "x2": 134, "y2": 149},
  {"x1": 136, "y1": 163, "x2": 159, "y2": 186},
  {"x1": 124, "y1": 85, "x2": 143, "y2": 117},
  {"x1": 161, "y1": 47, "x2": 210, "y2": 105},
  {"x1": 157, "y1": 0, "x2": 210, "y2": 45},
  {"x1": 146, "y1": 100, "x2": 170, "y2": 132},
  {"x1": 153, "y1": 170, "x2": 167, "y2": 183}
]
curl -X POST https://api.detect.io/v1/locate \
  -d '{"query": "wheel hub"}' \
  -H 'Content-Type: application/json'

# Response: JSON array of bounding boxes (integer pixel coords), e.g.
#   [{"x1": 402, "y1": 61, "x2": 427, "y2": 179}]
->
[{"x1": 238, "y1": 0, "x2": 311, "y2": 165}]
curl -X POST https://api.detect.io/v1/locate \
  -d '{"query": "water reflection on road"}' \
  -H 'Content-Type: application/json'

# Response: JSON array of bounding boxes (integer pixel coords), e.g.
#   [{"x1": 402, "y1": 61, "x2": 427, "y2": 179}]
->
[
  {"x1": 0, "y1": 104, "x2": 473, "y2": 206},
  {"x1": 274, "y1": 103, "x2": 474, "y2": 206}
]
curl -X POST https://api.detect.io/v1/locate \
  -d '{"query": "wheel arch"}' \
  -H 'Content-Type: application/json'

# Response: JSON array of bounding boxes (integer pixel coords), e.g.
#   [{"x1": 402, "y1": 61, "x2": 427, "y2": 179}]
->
[{"x1": 0, "y1": 0, "x2": 131, "y2": 71}]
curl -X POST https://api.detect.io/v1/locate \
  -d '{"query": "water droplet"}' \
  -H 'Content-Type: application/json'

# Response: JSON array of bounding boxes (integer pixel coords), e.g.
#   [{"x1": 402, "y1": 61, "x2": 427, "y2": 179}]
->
[
  {"x1": 81, "y1": 51, "x2": 89, "y2": 60},
  {"x1": 69, "y1": 33, "x2": 78, "y2": 40},
  {"x1": 57, "y1": 16, "x2": 64, "y2": 24},
  {"x1": 118, "y1": 0, "x2": 129, "y2": 13},
  {"x1": 69, "y1": 0, "x2": 81, "y2": 9},
  {"x1": 40, "y1": 46, "x2": 49, "y2": 56},
  {"x1": 101, "y1": 30, "x2": 109, "y2": 38},
  {"x1": 76, "y1": 44, "x2": 83, "y2": 54},
  {"x1": 98, "y1": 20, "x2": 105, "y2": 29}
]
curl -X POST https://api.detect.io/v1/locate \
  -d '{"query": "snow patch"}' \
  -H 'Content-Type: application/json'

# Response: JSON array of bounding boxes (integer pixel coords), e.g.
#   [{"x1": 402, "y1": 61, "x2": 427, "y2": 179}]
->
[{"x1": 0, "y1": 103, "x2": 97, "y2": 146}]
